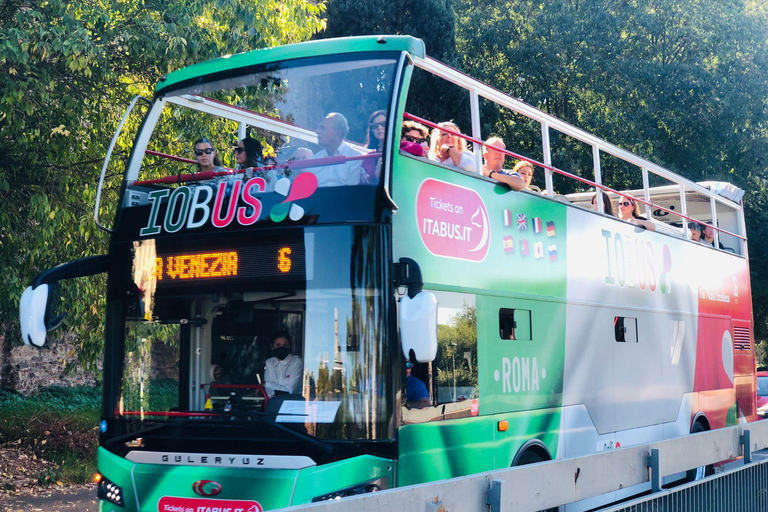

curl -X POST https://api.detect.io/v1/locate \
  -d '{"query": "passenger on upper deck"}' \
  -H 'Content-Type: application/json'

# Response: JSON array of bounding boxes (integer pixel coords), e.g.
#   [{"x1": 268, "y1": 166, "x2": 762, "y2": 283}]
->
[
  {"x1": 482, "y1": 137, "x2": 524, "y2": 191},
  {"x1": 235, "y1": 136, "x2": 278, "y2": 192},
  {"x1": 193, "y1": 137, "x2": 226, "y2": 175},
  {"x1": 263, "y1": 331, "x2": 304, "y2": 397},
  {"x1": 702, "y1": 224, "x2": 725, "y2": 249},
  {"x1": 428, "y1": 122, "x2": 475, "y2": 173},
  {"x1": 512, "y1": 161, "x2": 542, "y2": 194},
  {"x1": 592, "y1": 191, "x2": 616, "y2": 216},
  {"x1": 689, "y1": 222, "x2": 704, "y2": 243},
  {"x1": 617, "y1": 196, "x2": 656, "y2": 231},
  {"x1": 312, "y1": 112, "x2": 365, "y2": 187},
  {"x1": 362, "y1": 110, "x2": 387, "y2": 182},
  {"x1": 193, "y1": 137, "x2": 230, "y2": 188},
  {"x1": 291, "y1": 147, "x2": 313, "y2": 162},
  {"x1": 401, "y1": 120, "x2": 429, "y2": 157}
]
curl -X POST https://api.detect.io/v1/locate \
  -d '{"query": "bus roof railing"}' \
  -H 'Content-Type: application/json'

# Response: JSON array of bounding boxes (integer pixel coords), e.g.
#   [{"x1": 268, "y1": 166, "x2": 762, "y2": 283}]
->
[
  {"x1": 412, "y1": 56, "x2": 739, "y2": 212},
  {"x1": 404, "y1": 112, "x2": 746, "y2": 243}
]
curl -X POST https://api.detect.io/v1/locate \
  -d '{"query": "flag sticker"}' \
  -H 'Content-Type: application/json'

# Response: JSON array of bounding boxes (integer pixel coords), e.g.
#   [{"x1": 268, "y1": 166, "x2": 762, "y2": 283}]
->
[
  {"x1": 546, "y1": 221, "x2": 556, "y2": 237},
  {"x1": 533, "y1": 217, "x2": 542, "y2": 234},
  {"x1": 503, "y1": 236, "x2": 514, "y2": 253},
  {"x1": 504, "y1": 209, "x2": 512, "y2": 226},
  {"x1": 521, "y1": 239, "x2": 530, "y2": 256},
  {"x1": 548, "y1": 244, "x2": 558, "y2": 261},
  {"x1": 534, "y1": 242, "x2": 544, "y2": 259},
  {"x1": 517, "y1": 213, "x2": 528, "y2": 231}
]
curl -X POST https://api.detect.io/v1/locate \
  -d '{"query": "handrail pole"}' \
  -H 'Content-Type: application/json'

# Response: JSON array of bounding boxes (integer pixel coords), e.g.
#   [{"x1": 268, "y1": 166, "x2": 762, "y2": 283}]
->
[
  {"x1": 469, "y1": 89, "x2": 483, "y2": 174},
  {"x1": 592, "y1": 145, "x2": 602, "y2": 213},
  {"x1": 642, "y1": 167, "x2": 652, "y2": 219},
  {"x1": 542, "y1": 121, "x2": 554, "y2": 198},
  {"x1": 679, "y1": 183, "x2": 688, "y2": 236},
  {"x1": 710, "y1": 197, "x2": 719, "y2": 247}
]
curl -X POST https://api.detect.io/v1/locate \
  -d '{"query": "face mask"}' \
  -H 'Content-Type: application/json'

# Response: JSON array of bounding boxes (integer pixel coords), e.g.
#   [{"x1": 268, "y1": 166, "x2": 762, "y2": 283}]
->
[{"x1": 273, "y1": 347, "x2": 290, "y2": 360}]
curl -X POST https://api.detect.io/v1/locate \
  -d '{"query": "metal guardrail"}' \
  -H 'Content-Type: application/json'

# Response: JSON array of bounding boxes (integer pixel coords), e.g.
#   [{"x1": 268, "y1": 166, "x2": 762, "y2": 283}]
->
[
  {"x1": 280, "y1": 421, "x2": 768, "y2": 512},
  {"x1": 604, "y1": 457, "x2": 768, "y2": 512}
]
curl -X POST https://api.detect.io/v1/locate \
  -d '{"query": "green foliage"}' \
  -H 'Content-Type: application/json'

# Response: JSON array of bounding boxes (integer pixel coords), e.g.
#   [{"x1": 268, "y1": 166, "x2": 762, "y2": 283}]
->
[
  {"x1": 321, "y1": 0, "x2": 457, "y2": 62},
  {"x1": 0, "y1": 0, "x2": 325, "y2": 366},
  {"x1": 0, "y1": 386, "x2": 100, "y2": 483}
]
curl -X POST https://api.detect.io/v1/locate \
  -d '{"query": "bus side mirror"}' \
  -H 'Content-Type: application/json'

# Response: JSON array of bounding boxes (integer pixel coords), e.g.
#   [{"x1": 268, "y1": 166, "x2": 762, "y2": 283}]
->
[
  {"x1": 20, "y1": 285, "x2": 51, "y2": 347},
  {"x1": 400, "y1": 291, "x2": 438, "y2": 363}
]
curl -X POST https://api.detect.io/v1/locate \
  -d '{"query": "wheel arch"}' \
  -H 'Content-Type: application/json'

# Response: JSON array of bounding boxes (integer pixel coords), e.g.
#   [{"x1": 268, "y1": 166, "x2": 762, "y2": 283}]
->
[
  {"x1": 511, "y1": 439, "x2": 553, "y2": 467},
  {"x1": 691, "y1": 412, "x2": 710, "y2": 432}
]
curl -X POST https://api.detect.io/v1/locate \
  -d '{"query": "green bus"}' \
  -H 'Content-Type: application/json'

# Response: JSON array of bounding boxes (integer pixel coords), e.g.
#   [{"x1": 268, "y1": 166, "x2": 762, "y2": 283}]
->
[{"x1": 20, "y1": 35, "x2": 756, "y2": 511}]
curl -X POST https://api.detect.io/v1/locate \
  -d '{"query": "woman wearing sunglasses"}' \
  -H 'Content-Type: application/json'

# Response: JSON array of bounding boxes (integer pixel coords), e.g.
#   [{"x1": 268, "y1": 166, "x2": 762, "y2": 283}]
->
[
  {"x1": 618, "y1": 196, "x2": 656, "y2": 231},
  {"x1": 234, "y1": 136, "x2": 278, "y2": 192},
  {"x1": 193, "y1": 137, "x2": 225, "y2": 174},
  {"x1": 362, "y1": 110, "x2": 387, "y2": 183}
]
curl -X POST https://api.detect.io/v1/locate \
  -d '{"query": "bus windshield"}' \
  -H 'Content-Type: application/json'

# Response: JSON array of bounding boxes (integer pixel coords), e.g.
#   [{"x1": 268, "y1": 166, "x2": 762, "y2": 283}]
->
[
  {"x1": 128, "y1": 52, "x2": 400, "y2": 194},
  {"x1": 113, "y1": 226, "x2": 394, "y2": 444}
]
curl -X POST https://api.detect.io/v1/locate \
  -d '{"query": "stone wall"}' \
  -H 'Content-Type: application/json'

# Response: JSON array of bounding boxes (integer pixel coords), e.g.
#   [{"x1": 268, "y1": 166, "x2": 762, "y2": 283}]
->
[{"x1": 1, "y1": 332, "x2": 101, "y2": 394}]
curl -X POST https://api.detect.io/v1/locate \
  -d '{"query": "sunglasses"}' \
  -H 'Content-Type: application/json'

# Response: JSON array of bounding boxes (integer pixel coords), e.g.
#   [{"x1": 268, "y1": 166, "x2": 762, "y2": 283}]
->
[
  {"x1": 620, "y1": 201, "x2": 633, "y2": 207},
  {"x1": 194, "y1": 147, "x2": 214, "y2": 156},
  {"x1": 232, "y1": 146, "x2": 245, "y2": 154},
  {"x1": 404, "y1": 135, "x2": 428, "y2": 144},
  {"x1": 370, "y1": 121, "x2": 387, "y2": 129}
]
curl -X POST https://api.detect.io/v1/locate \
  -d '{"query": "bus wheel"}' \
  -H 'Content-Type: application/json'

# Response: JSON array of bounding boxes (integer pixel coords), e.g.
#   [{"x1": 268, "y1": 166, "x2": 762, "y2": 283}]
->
[{"x1": 685, "y1": 421, "x2": 714, "y2": 482}]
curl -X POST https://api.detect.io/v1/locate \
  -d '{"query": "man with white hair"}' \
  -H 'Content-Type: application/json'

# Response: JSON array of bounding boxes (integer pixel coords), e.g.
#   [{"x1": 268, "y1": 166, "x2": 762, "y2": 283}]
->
[
  {"x1": 311, "y1": 112, "x2": 364, "y2": 187},
  {"x1": 482, "y1": 136, "x2": 524, "y2": 191}
]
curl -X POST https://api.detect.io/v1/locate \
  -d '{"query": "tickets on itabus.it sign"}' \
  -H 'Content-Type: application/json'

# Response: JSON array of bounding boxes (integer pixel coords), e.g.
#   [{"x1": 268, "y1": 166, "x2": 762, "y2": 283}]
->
[
  {"x1": 158, "y1": 496, "x2": 262, "y2": 512},
  {"x1": 415, "y1": 178, "x2": 490, "y2": 262}
]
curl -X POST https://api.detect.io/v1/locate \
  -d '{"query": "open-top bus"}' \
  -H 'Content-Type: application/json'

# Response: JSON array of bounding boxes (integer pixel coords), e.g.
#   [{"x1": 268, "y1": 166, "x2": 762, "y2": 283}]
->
[{"x1": 19, "y1": 35, "x2": 756, "y2": 511}]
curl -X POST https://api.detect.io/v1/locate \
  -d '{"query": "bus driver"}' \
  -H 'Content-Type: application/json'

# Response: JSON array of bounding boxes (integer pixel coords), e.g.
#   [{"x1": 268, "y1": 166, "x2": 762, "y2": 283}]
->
[{"x1": 263, "y1": 331, "x2": 304, "y2": 397}]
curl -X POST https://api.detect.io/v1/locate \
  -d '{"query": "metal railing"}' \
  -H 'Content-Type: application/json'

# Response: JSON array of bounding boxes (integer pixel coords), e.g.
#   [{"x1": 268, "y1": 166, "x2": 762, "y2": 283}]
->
[{"x1": 279, "y1": 420, "x2": 768, "y2": 512}]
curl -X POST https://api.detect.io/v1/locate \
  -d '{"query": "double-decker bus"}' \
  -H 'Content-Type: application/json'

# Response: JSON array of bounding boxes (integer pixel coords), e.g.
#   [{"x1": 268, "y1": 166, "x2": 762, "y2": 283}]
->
[{"x1": 19, "y1": 35, "x2": 756, "y2": 511}]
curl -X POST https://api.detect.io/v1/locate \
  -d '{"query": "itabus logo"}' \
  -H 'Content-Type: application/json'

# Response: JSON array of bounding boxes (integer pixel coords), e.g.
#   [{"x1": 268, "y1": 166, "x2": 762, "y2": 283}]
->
[
  {"x1": 192, "y1": 480, "x2": 222, "y2": 496},
  {"x1": 415, "y1": 178, "x2": 490, "y2": 262},
  {"x1": 139, "y1": 172, "x2": 318, "y2": 237}
]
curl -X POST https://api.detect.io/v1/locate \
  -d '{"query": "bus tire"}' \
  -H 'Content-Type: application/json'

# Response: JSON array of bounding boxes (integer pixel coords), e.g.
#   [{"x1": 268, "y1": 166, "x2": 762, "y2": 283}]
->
[{"x1": 685, "y1": 421, "x2": 714, "y2": 482}]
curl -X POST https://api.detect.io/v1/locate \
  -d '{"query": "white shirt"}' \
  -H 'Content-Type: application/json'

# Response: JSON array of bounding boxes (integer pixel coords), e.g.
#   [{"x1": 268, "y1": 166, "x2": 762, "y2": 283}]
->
[
  {"x1": 440, "y1": 150, "x2": 476, "y2": 173},
  {"x1": 311, "y1": 141, "x2": 364, "y2": 187},
  {"x1": 264, "y1": 354, "x2": 304, "y2": 397}
]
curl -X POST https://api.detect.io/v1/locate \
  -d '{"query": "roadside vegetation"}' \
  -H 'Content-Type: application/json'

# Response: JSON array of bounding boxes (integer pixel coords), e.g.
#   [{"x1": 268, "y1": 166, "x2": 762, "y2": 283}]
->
[{"x1": 0, "y1": 386, "x2": 100, "y2": 485}]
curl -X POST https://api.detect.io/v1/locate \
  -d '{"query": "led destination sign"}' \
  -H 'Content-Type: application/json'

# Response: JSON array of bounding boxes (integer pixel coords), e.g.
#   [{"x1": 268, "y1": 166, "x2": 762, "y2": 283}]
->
[{"x1": 154, "y1": 243, "x2": 305, "y2": 287}]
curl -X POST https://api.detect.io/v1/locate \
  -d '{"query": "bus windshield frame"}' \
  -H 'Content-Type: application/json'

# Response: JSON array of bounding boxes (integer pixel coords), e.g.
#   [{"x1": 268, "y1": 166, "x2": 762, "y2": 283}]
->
[{"x1": 101, "y1": 224, "x2": 396, "y2": 454}]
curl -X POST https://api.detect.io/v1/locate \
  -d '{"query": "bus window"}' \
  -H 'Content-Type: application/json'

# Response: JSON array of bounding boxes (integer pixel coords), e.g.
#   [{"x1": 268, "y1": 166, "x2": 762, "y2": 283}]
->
[
  {"x1": 614, "y1": 316, "x2": 638, "y2": 343},
  {"x1": 121, "y1": 322, "x2": 181, "y2": 414},
  {"x1": 499, "y1": 308, "x2": 532, "y2": 341},
  {"x1": 434, "y1": 292, "x2": 477, "y2": 405}
]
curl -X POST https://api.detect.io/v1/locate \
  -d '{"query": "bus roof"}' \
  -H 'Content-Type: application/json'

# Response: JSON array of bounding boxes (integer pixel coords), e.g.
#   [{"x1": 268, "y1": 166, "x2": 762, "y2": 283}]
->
[{"x1": 155, "y1": 35, "x2": 426, "y2": 96}]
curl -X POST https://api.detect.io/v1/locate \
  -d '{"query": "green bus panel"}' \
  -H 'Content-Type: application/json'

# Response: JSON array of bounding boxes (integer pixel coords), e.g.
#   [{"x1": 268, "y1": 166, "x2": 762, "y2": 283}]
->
[
  {"x1": 397, "y1": 409, "x2": 561, "y2": 486},
  {"x1": 98, "y1": 447, "x2": 393, "y2": 510},
  {"x1": 391, "y1": 154, "x2": 567, "y2": 298}
]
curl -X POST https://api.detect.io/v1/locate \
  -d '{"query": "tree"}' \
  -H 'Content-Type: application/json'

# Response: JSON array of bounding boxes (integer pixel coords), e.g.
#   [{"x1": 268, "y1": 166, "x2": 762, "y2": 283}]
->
[
  {"x1": 0, "y1": 0, "x2": 325, "y2": 369},
  {"x1": 321, "y1": 0, "x2": 457, "y2": 63}
]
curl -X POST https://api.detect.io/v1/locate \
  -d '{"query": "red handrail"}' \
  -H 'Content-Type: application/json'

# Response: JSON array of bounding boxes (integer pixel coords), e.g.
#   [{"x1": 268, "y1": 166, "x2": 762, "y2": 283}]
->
[{"x1": 135, "y1": 150, "x2": 380, "y2": 186}]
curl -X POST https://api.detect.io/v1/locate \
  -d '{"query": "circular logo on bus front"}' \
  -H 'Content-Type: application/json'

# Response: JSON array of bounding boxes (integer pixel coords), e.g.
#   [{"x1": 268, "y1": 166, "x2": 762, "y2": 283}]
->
[
  {"x1": 415, "y1": 179, "x2": 490, "y2": 262},
  {"x1": 192, "y1": 480, "x2": 222, "y2": 496}
]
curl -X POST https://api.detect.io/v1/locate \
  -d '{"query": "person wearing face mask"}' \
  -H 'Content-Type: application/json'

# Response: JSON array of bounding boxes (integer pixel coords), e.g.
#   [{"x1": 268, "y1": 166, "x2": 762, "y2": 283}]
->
[{"x1": 263, "y1": 331, "x2": 304, "y2": 397}]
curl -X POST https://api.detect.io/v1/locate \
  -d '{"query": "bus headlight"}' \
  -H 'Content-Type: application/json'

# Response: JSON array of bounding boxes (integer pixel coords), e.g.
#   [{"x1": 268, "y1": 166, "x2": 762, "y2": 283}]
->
[
  {"x1": 97, "y1": 476, "x2": 125, "y2": 507},
  {"x1": 312, "y1": 477, "x2": 388, "y2": 502}
]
